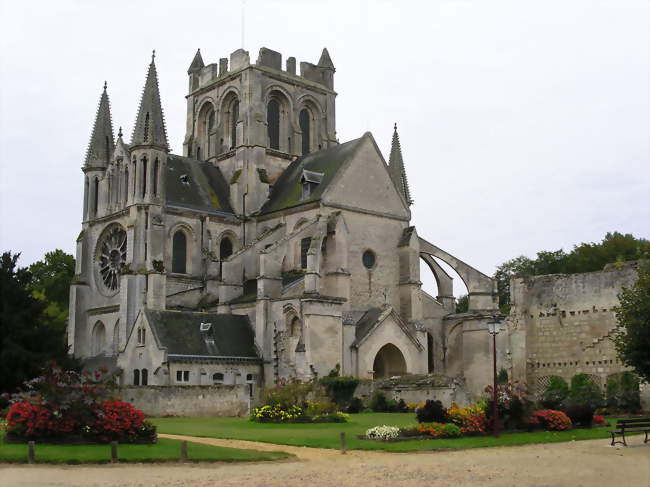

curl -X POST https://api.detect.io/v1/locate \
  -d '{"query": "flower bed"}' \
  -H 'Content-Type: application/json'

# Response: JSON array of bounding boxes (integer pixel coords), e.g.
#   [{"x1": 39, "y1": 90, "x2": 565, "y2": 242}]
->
[{"x1": 4, "y1": 363, "x2": 156, "y2": 444}]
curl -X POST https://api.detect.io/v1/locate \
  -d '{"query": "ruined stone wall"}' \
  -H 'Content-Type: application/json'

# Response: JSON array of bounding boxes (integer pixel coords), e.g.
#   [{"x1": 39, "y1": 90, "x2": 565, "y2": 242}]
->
[
  {"x1": 121, "y1": 385, "x2": 250, "y2": 417},
  {"x1": 509, "y1": 264, "x2": 649, "y2": 407}
]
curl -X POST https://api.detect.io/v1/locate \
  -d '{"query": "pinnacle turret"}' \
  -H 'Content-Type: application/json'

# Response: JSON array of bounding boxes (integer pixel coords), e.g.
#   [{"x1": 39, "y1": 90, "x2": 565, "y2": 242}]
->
[
  {"x1": 131, "y1": 51, "x2": 168, "y2": 150},
  {"x1": 388, "y1": 123, "x2": 413, "y2": 206},
  {"x1": 318, "y1": 48, "x2": 335, "y2": 70},
  {"x1": 188, "y1": 48, "x2": 204, "y2": 74},
  {"x1": 84, "y1": 82, "x2": 115, "y2": 168}
]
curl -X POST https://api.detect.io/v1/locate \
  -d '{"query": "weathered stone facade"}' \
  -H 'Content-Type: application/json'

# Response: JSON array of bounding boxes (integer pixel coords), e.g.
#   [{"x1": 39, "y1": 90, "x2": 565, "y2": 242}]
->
[
  {"x1": 69, "y1": 46, "x2": 500, "y2": 404},
  {"x1": 508, "y1": 262, "x2": 649, "y2": 407}
]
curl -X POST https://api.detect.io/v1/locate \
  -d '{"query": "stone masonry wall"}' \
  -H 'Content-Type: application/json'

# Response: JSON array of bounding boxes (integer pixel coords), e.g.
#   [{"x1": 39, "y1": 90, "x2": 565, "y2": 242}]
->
[
  {"x1": 121, "y1": 385, "x2": 250, "y2": 417},
  {"x1": 509, "y1": 263, "x2": 649, "y2": 407}
]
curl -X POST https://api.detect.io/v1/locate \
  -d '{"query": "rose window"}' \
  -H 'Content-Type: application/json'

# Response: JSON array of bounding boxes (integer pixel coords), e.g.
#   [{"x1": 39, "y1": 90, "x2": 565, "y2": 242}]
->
[{"x1": 97, "y1": 226, "x2": 127, "y2": 291}]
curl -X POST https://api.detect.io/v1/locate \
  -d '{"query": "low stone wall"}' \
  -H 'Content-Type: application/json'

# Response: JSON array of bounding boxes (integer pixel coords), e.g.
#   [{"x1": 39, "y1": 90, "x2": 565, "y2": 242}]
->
[
  {"x1": 121, "y1": 385, "x2": 250, "y2": 417},
  {"x1": 355, "y1": 375, "x2": 468, "y2": 407}
]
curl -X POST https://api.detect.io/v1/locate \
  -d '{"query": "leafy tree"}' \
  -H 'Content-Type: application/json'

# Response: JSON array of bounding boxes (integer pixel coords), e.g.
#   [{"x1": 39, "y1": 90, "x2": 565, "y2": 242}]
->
[
  {"x1": 0, "y1": 252, "x2": 77, "y2": 394},
  {"x1": 29, "y1": 249, "x2": 75, "y2": 309},
  {"x1": 613, "y1": 261, "x2": 650, "y2": 382},
  {"x1": 495, "y1": 233, "x2": 649, "y2": 313},
  {"x1": 455, "y1": 295, "x2": 468, "y2": 313}
]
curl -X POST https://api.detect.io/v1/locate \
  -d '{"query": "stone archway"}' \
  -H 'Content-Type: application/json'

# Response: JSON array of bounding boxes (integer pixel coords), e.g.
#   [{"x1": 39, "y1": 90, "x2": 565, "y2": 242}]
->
[{"x1": 373, "y1": 343, "x2": 407, "y2": 378}]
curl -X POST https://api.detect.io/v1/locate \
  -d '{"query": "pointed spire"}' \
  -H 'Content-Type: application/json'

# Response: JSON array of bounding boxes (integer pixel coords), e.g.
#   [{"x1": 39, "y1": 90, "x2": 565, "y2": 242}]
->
[
  {"x1": 131, "y1": 51, "x2": 169, "y2": 150},
  {"x1": 388, "y1": 123, "x2": 413, "y2": 206},
  {"x1": 84, "y1": 82, "x2": 115, "y2": 168},
  {"x1": 188, "y1": 48, "x2": 205, "y2": 74},
  {"x1": 318, "y1": 48, "x2": 335, "y2": 70}
]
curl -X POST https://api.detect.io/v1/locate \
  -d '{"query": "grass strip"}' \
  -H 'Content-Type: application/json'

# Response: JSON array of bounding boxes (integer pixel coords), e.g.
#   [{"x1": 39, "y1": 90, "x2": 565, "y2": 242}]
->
[
  {"x1": 0, "y1": 437, "x2": 291, "y2": 464},
  {"x1": 153, "y1": 412, "x2": 632, "y2": 452}
]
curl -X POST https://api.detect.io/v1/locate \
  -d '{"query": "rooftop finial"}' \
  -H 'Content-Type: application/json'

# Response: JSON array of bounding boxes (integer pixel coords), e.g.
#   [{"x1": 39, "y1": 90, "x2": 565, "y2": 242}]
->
[
  {"x1": 118, "y1": 126, "x2": 123, "y2": 138},
  {"x1": 151, "y1": 49, "x2": 156, "y2": 63},
  {"x1": 394, "y1": 122, "x2": 397, "y2": 131},
  {"x1": 103, "y1": 81, "x2": 107, "y2": 91}
]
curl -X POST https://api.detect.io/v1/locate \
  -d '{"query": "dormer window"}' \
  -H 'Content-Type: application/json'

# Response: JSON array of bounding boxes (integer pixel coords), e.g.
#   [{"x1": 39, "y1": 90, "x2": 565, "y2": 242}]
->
[{"x1": 300, "y1": 170, "x2": 323, "y2": 200}]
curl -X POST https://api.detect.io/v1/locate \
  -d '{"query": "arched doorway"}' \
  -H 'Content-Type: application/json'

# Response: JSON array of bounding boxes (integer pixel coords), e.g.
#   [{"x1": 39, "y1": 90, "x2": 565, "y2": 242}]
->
[{"x1": 373, "y1": 343, "x2": 407, "y2": 378}]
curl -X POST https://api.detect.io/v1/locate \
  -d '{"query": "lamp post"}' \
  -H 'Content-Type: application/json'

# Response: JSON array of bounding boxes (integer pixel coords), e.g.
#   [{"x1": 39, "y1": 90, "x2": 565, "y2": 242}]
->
[{"x1": 487, "y1": 315, "x2": 504, "y2": 437}]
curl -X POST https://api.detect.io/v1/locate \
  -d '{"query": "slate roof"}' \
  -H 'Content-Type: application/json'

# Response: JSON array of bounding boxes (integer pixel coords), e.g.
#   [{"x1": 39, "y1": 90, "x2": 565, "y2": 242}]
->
[
  {"x1": 259, "y1": 136, "x2": 364, "y2": 215},
  {"x1": 352, "y1": 307, "x2": 385, "y2": 345},
  {"x1": 165, "y1": 154, "x2": 234, "y2": 215},
  {"x1": 145, "y1": 310, "x2": 259, "y2": 360}
]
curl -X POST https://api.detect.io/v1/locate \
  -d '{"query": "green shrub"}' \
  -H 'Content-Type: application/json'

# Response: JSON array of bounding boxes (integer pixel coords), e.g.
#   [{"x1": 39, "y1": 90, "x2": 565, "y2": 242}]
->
[
  {"x1": 261, "y1": 380, "x2": 313, "y2": 409},
  {"x1": 415, "y1": 400, "x2": 448, "y2": 423},
  {"x1": 541, "y1": 376, "x2": 569, "y2": 410},
  {"x1": 568, "y1": 374, "x2": 603, "y2": 409},
  {"x1": 346, "y1": 397, "x2": 363, "y2": 414},
  {"x1": 566, "y1": 374, "x2": 603, "y2": 427},
  {"x1": 369, "y1": 392, "x2": 389, "y2": 412},
  {"x1": 606, "y1": 372, "x2": 641, "y2": 412},
  {"x1": 497, "y1": 368, "x2": 509, "y2": 384},
  {"x1": 442, "y1": 423, "x2": 462, "y2": 438},
  {"x1": 321, "y1": 375, "x2": 360, "y2": 407}
]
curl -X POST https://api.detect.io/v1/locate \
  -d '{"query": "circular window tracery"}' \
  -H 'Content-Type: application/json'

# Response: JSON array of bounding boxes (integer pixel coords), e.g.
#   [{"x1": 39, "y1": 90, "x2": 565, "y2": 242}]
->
[
  {"x1": 362, "y1": 250, "x2": 376, "y2": 269},
  {"x1": 96, "y1": 225, "x2": 127, "y2": 291}
]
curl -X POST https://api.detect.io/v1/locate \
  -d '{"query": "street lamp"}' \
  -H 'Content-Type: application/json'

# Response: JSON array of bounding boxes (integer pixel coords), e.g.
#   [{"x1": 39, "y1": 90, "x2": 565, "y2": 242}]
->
[{"x1": 487, "y1": 314, "x2": 504, "y2": 437}]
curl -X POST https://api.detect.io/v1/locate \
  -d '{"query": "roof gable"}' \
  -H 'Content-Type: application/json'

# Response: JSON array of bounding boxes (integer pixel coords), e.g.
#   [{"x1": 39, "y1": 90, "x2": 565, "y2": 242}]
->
[{"x1": 259, "y1": 137, "x2": 364, "y2": 214}]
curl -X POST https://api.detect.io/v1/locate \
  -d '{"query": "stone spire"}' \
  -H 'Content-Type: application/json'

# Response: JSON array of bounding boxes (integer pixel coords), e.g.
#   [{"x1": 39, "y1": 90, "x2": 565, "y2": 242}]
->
[
  {"x1": 388, "y1": 123, "x2": 413, "y2": 206},
  {"x1": 187, "y1": 48, "x2": 204, "y2": 74},
  {"x1": 131, "y1": 51, "x2": 168, "y2": 150},
  {"x1": 318, "y1": 48, "x2": 335, "y2": 70},
  {"x1": 84, "y1": 82, "x2": 115, "y2": 168}
]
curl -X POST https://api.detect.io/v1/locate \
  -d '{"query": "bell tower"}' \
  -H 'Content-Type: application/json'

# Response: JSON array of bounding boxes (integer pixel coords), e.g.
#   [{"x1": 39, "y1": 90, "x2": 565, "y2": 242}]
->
[{"x1": 182, "y1": 47, "x2": 338, "y2": 224}]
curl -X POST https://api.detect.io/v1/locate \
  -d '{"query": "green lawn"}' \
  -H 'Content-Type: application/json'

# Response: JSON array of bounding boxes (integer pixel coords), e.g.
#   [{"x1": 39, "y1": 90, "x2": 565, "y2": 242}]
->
[
  {"x1": 0, "y1": 437, "x2": 291, "y2": 464},
  {"x1": 153, "y1": 413, "x2": 622, "y2": 452}
]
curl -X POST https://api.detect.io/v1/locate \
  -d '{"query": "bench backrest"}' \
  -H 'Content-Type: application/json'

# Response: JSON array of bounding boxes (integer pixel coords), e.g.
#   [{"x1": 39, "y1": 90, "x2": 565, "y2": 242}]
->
[{"x1": 615, "y1": 418, "x2": 650, "y2": 429}]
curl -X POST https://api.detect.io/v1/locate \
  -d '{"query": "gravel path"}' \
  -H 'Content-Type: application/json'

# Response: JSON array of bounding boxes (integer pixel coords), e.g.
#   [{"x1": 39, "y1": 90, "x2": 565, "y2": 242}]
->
[{"x1": 1, "y1": 436, "x2": 648, "y2": 487}]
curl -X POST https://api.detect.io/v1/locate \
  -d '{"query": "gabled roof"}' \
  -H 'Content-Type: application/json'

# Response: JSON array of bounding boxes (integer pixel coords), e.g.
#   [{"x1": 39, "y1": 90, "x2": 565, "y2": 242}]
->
[
  {"x1": 165, "y1": 154, "x2": 234, "y2": 215},
  {"x1": 351, "y1": 306, "x2": 423, "y2": 350},
  {"x1": 144, "y1": 310, "x2": 259, "y2": 360},
  {"x1": 259, "y1": 136, "x2": 364, "y2": 214}
]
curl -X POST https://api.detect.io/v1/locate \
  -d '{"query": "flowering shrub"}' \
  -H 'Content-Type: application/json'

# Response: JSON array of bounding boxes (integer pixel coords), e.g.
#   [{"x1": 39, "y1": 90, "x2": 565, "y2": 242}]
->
[
  {"x1": 366, "y1": 425, "x2": 400, "y2": 440},
  {"x1": 530, "y1": 409, "x2": 572, "y2": 431},
  {"x1": 251, "y1": 404, "x2": 304, "y2": 423},
  {"x1": 406, "y1": 402, "x2": 425, "y2": 412},
  {"x1": 416, "y1": 422, "x2": 462, "y2": 438},
  {"x1": 4, "y1": 363, "x2": 155, "y2": 443},
  {"x1": 86, "y1": 400, "x2": 155, "y2": 443},
  {"x1": 593, "y1": 415, "x2": 607, "y2": 426},
  {"x1": 447, "y1": 403, "x2": 487, "y2": 435}
]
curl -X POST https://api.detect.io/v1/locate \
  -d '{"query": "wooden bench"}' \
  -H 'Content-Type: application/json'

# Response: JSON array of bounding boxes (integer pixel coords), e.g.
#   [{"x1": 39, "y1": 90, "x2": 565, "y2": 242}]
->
[{"x1": 610, "y1": 418, "x2": 650, "y2": 446}]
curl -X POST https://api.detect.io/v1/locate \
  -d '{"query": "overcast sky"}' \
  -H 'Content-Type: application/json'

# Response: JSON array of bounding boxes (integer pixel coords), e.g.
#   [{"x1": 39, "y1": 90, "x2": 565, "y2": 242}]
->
[{"x1": 1, "y1": 0, "x2": 648, "y2": 297}]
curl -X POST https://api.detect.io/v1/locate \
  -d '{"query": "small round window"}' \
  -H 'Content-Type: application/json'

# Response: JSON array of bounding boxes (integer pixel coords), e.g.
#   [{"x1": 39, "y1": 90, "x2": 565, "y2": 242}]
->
[{"x1": 362, "y1": 250, "x2": 376, "y2": 269}]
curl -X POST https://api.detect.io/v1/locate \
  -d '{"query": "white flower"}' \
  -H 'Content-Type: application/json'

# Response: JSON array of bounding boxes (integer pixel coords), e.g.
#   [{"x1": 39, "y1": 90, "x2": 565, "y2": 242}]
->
[{"x1": 366, "y1": 425, "x2": 400, "y2": 440}]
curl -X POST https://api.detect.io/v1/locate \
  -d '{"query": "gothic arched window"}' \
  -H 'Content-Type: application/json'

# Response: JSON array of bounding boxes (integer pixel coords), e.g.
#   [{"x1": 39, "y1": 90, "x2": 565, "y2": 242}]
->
[
  {"x1": 300, "y1": 109, "x2": 311, "y2": 155},
  {"x1": 153, "y1": 158, "x2": 159, "y2": 196},
  {"x1": 300, "y1": 237, "x2": 311, "y2": 269},
  {"x1": 91, "y1": 321, "x2": 106, "y2": 356},
  {"x1": 220, "y1": 237, "x2": 233, "y2": 260},
  {"x1": 93, "y1": 177, "x2": 99, "y2": 216},
  {"x1": 172, "y1": 230, "x2": 187, "y2": 274},
  {"x1": 267, "y1": 99, "x2": 280, "y2": 150},
  {"x1": 141, "y1": 368, "x2": 148, "y2": 386},
  {"x1": 230, "y1": 100, "x2": 239, "y2": 149},
  {"x1": 133, "y1": 369, "x2": 140, "y2": 386},
  {"x1": 141, "y1": 157, "x2": 147, "y2": 198},
  {"x1": 124, "y1": 167, "x2": 129, "y2": 203}
]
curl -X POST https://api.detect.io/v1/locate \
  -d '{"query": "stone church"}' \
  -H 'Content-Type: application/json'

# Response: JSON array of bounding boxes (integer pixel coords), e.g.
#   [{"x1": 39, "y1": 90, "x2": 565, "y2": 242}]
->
[{"x1": 68, "y1": 46, "x2": 502, "y2": 399}]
